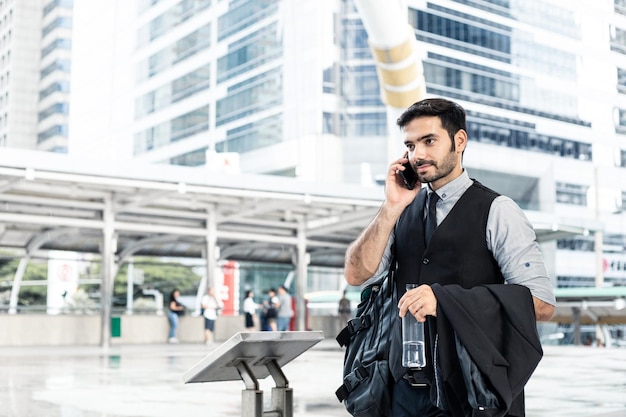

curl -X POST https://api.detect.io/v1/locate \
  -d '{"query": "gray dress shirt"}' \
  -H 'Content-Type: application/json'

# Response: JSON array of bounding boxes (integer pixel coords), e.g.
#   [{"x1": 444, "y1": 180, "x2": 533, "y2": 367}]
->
[{"x1": 372, "y1": 170, "x2": 556, "y2": 306}]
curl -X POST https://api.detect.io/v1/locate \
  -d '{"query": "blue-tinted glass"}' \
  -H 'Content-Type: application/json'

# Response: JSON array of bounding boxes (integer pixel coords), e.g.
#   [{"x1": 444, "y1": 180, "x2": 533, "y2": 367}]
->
[
  {"x1": 217, "y1": 23, "x2": 281, "y2": 83},
  {"x1": 218, "y1": 0, "x2": 279, "y2": 41},
  {"x1": 217, "y1": 114, "x2": 281, "y2": 153}
]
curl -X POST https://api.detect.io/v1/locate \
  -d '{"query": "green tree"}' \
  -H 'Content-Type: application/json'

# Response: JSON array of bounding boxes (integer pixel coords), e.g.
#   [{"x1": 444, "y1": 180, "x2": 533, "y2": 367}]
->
[
  {"x1": 114, "y1": 258, "x2": 202, "y2": 307},
  {"x1": 0, "y1": 255, "x2": 202, "y2": 309},
  {"x1": 0, "y1": 257, "x2": 48, "y2": 306}
]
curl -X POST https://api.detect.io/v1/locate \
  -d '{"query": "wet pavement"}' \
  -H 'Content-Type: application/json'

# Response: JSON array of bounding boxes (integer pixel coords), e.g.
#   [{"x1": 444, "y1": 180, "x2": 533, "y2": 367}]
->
[{"x1": 1, "y1": 337, "x2": 625, "y2": 417}]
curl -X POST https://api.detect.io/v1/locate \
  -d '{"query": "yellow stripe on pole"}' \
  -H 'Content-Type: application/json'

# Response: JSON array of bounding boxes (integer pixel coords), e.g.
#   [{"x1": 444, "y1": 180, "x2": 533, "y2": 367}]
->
[
  {"x1": 381, "y1": 85, "x2": 426, "y2": 109},
  {"x1": 376, "y1": 65, "x2": 419, "y2": 87},
  {"x1": 367, "y1": 24, "x2": 427, "y2": 108},
  {"x1": 370, "y1": 36, "x2": 414, "y2": 64}
]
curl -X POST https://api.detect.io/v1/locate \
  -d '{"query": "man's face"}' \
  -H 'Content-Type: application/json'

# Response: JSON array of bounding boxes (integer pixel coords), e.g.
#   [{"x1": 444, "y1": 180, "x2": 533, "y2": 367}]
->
[{"x1": 402, "y1": 116, "x2": 465, "y2": 190}]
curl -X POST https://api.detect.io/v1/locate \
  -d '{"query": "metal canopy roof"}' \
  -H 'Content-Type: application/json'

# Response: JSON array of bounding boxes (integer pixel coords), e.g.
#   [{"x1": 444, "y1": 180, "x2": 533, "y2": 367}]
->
[
  {"x1": 0, "y1": 149, "x2": 383, "y2": 268},
  {"x1": 552, "y1": 287, "x2": 626, "y2": 325},
  {"x1": 0, "y1": 149, "x2": 601, "y2": 269}
]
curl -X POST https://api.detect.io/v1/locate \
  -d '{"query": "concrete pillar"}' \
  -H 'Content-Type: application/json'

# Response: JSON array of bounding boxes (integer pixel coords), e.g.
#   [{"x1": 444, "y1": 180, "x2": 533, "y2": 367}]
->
[
  {"x1": 8, "y1": 255, "x2": 30, "y2": 314},
  {"x1": 196, "y1": 206, "x2": 218, "y2": 314},
  {"x1": 205, "y1": 207, "x2": 218, "y2": 290},
  {"x1": 100, "y1": 196, "x2": 115, "y2": 349},
  {"x1": 572, "y1": 306, "x2": 581, "y2": 346},
  {"x1": 295, "y1": 219, "x2": 308, "y2": 331}
]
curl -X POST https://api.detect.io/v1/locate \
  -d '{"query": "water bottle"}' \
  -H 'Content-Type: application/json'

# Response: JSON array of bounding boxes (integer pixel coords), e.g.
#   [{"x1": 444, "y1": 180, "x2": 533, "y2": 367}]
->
[{"x1": 402, "y1": 283, "x2": 426, "y2": 368}]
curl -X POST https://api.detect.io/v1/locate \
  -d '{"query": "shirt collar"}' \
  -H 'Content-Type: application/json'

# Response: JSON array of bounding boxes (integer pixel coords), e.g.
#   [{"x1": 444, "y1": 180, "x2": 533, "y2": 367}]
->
[{"x1": 427, "y1": 169, "x2": 471, "y2": 201}]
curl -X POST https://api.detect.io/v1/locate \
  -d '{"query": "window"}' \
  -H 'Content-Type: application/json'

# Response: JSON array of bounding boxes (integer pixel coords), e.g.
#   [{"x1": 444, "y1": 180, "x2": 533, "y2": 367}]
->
[
  {"x1": 38, "y1": 102, "x2": 69, "y2": 121},
  {"x1": 466, "y1": 114, "x2": 592, "y2": 161},
  {"x1": 617, "y1": 0, "x2": 626, "y2": 17},
  {"x1": 216, "y1": 68, "x2": 282, "y2": 126},
  {"x1": 134, "y1": 106, "x2": 209, "y2": 155},
  {"x1": 618, "y1": 68, "x2": 626, "y2": 93},
  {"x1": 41, "y1": 38, "x2": 71, "y2": 58},
  {"x1": 38, "y1": 125, "x2": 68, "y2": 143},
  {"x1": 556, "y1": 182, "x2": 588, "y2": 206},
  {"x1": 217, "y1": 114, "x2": 281, "y2": 153},
  {"x1": 135, "y1": 64, "x2": 210, "y2": 118},
  {"x1": 42, "y1": 16, "x2": 72, "y2": 38},
  {"x1": 137, "y1": 0, "x2": 211, "y2": 46},
  {"x1": 557, "y1": 237, "x2": 595, "y2": 252},
  {"x1": 410, "y1": 8, "x2": 511, "y2": 62},
  {"x1": 217, "y1": 0, "x2": 279, "y2": 41},
  {"x1": 611, "y1": 26, "x2": 626, "y2": 54},
  {"x1": 39, "y1": 81, "x2": 70, "y2": 100},
  {"x1": 136, "y1": 24, "x2": 210, "y2": 81},
  {"x1": 43, "y1": 0, "x2": 73, "y2": 17},
  {"x1": 217, "y1": 23, "x2": 281, "y2": 83},
  {"x1": 40, "y1": 60, "x2": 71, "y2": 79}
]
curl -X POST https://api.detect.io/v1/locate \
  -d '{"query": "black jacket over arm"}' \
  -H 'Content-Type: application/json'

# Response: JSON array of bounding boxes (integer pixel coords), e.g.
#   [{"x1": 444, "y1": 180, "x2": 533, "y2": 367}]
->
[{"x1": 431, "y1": 283, "x2": 543, "y2": 417}]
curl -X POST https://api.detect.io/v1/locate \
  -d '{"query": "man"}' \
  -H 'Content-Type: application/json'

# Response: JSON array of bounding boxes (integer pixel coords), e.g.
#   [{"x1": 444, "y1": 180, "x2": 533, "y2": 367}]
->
[
  {"x1": 338, "y1": 289, "x2": 352, "y2": 325},
  {"x1": 276, "y1": 285, "x2": 294, "y2": 331},
  {"x1": 344, "y1": 98, "x2": 555, "y2": 416},
  {"x1": 263, "y1": 288, "x2": 280, "y2": 331},
  {"x1": 201, "y1": 287, "x2": 223, "y2": 346}
]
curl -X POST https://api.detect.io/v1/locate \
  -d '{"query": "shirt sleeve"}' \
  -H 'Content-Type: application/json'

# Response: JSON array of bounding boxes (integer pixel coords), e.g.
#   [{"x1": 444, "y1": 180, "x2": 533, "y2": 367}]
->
[
  {"x1": 364, "y1": 231, "x2": 396, "y2": 286},
  {"x1": 486, "y1": 196, "x2": 556, "y2": 306}
]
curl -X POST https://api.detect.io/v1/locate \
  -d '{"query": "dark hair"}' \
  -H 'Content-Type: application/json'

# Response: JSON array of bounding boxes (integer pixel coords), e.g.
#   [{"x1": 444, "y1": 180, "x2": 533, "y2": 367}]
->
[
  {"x1": 169, "y1": 289, "x2": 179, "y2": 303},
  {"x1": 245, "y1": 290, "x2": 253, "y2": 298},
  {"x1": 396, "y1": 98, "x2": 466, "y2": 145}
]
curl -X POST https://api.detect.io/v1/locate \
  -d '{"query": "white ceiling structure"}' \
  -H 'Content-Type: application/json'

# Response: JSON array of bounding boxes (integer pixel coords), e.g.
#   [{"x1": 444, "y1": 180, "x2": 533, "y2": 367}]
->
[
  {"x1": 0, "y1": 149, "x2": 600, "y2": 268},
  {"x1": 1, "y1": 149, "x2": 613, "y2": 345},
  {"x1": 0, "y1": 149, "x2": 384, "y2": 269}
]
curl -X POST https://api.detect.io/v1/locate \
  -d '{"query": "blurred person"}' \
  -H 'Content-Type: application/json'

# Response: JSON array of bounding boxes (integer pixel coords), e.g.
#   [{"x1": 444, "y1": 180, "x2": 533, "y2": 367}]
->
[
  {"x1": 262, "y1": 288, "x2": 279, "y2": 331},
  {"x1": 243, "y1": 290, "x2": 259, "y2": 330},
  {"x1": 343, "y1": 98, "x2": 555, "y2": 416},
  {"x1": 201, "y1": 287, "x2": 223, "y2": 345},
  {"x1": 338, "y1": 289, "x2": 352, "y2": 325},
  {"x1": 167, "y1": 289, "x2": 185, "y2": 343},
  {"x1": 276, "y1": 285, "x2": 294, "y2": 331}
]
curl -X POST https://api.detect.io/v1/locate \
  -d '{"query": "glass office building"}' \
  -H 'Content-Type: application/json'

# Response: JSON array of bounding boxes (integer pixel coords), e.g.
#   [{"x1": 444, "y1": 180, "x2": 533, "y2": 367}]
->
[
  {"x1": 63, "y1": 0, "x2": 626, "y2": 290},
  {"x1": 0, "y1": 0, "x2": 72, "y2": 152},
  {"x1": 321, "y1": 0, "x2": 626, "y2": 291}
]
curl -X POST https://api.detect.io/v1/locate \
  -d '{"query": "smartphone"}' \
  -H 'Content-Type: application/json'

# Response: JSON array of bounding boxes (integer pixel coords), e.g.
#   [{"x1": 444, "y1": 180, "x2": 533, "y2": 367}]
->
[{"x1": 399, "y1": 159, "x2": 419, "y2": 190}]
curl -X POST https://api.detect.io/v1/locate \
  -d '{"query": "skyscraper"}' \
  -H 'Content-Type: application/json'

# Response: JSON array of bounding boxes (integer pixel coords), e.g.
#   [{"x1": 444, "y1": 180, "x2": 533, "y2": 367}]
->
[{"x1": 0, "y1": 0, "x2": 73, "y2": 152}]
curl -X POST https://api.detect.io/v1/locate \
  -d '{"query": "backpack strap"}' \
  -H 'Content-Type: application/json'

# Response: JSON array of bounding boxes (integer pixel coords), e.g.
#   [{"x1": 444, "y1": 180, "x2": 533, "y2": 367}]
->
[
  {"x1": 335, "y1": 364, "x2": 369, "y2": 401},
  {"x1": 336, "y1": 315, "x2": 372, "y2": 347}
]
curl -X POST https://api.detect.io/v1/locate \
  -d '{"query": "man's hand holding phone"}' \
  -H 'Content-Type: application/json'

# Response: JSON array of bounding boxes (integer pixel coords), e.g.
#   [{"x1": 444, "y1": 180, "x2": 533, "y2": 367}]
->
[
  {"x1": 385, "y1": 153, "x2": 420, "y2": 209},
  {"x1": 398, "y1": 153, "x2": 419, "y2": 190}
]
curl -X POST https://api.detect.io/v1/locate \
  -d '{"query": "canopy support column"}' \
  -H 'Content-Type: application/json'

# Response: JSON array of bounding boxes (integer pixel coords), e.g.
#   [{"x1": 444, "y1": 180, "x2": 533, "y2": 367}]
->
[
  {"x1": 295, "y1": 218, "x2": 308, "y2": 331},
  {"x1": 8, "y1": 255, "x2": 30, "y2": 314},
  {"x1": 100, "y1": 195, "x2": 115, "y2": 349},
  {"x1": 197, "y1": 207, "x2": 218, "y2": 310}
]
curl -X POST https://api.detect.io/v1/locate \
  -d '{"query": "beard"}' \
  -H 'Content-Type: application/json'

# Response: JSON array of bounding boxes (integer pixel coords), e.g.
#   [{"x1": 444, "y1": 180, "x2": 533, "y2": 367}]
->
[{"x1": 416, "y1": 150, "x2": 457, "y2": 184}]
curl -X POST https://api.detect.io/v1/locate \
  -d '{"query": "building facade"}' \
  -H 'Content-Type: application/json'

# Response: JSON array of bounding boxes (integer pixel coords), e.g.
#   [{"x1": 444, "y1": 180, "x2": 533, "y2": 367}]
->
[
  {"x1": 6, "y1": 0, "x2": 626, "y2": 291},
  {"x1": 0, "y1": 0, "x2": 73, "y2": 152}
]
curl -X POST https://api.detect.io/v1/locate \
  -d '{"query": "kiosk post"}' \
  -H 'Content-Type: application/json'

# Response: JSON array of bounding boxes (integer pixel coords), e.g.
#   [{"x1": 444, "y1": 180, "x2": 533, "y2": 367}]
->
[{"x1": 183, "y1": 331, "x2": 323, "y2": 417}]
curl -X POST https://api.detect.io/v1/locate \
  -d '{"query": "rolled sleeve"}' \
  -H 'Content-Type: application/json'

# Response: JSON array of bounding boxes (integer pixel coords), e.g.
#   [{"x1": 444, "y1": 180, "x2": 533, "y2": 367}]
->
[
  {"x1": 364, "y1": 232, "x2": 395, "y2": 286},
  {"x1": 487, "y1": 196, "x2": 556, "y2": 306}
]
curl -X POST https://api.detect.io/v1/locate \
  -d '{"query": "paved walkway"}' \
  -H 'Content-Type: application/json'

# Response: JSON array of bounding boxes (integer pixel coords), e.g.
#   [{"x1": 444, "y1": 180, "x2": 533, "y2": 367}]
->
[{"x1": 1, "y1": 337, "x2": 625, "y2": 417}]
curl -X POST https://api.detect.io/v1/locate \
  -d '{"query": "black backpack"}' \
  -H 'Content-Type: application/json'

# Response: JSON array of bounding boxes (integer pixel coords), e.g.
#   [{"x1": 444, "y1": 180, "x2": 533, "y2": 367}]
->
[{"x1": 335, "y1": 259, "x2": 398, "y2": 417}]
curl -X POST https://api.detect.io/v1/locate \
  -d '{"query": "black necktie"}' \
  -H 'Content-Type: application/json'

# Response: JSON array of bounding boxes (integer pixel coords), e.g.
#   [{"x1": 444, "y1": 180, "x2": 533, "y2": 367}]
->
[{"x1": 424, "y1": 192, "x2": 440, "y2": 245}]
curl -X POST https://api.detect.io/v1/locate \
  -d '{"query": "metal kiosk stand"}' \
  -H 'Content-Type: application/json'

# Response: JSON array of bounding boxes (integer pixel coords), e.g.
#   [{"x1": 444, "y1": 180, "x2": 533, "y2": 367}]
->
[{"x1": 183, "y1": 331, "x2": 324, "y2": 417}]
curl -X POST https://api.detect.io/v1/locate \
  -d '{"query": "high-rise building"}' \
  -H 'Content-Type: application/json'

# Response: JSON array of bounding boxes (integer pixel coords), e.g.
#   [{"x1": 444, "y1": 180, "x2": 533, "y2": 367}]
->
[
  {"x1": 396, "y1": 0, "x2": 625, "y2": 290},
  {"x1": 38, "y1": 0, "x2": 73, "y2": 153},
  {"x1": 69, "y1": 0, "x2": 346, "y2": 185},
  {"x1": 0, "y1": 0, "x2": 73, "y2": 153}
]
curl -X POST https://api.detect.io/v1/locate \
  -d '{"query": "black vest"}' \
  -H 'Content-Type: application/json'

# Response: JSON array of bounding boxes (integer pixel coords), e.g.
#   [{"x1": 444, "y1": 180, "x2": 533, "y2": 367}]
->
[
  {"x1": 395, "y1": 180, "x2": 504, "y2": 296},
  {"x1": 389, "y1": 181, "x2": 506, "y2": 383}
]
